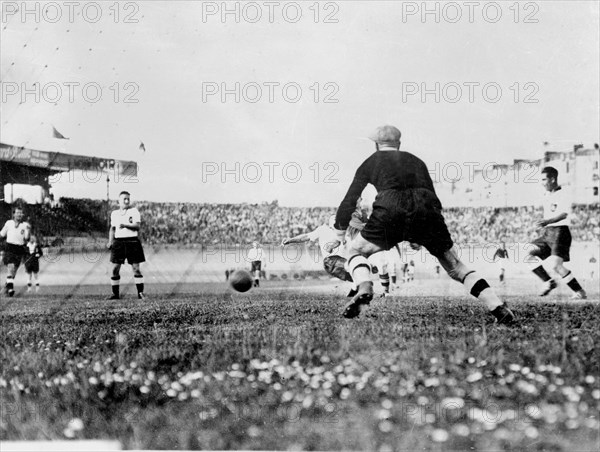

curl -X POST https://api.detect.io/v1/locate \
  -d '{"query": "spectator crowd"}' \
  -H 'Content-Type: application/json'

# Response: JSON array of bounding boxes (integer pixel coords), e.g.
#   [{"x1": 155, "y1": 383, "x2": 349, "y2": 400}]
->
[
  {"x1": 135, "y1": 202, "x2": 599, "y2": 246},
  {"x1": 3, "y1": 199, "x2": 599, "y2": 246}
]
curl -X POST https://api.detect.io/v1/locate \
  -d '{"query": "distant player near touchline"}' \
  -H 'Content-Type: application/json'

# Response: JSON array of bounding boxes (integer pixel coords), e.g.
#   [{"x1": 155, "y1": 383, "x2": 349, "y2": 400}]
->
[
  {"x1": 1, "y1": 206, "x2": 30, "y2": 297},
  {"x1": 24, "y1": 234, "x2": 43, "y2": 293},
  {"x1": 332, "y1": 124, "x2": 515, "y2": 324},
  {"x1": 493, "y1": 241, "x2": 509, "y2": 284},
  {"x1": 526, "y1": 166, "x2": 587, "y2": 299},
  {"x1": 107, "y1": 191, "x2": 146, "y2": 300},
  {"x1": 247, "y1": 241, "x2": 263, "y2": 287},
  {"x1": 406, "y1": 260, "x2": 416, "y2": 283}
]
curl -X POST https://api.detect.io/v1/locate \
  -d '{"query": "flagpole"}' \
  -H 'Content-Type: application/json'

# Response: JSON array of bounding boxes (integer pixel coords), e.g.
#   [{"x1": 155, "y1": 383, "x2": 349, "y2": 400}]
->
[{"x1": 106, "y1": 173, "x2": 111, "y2": 229}]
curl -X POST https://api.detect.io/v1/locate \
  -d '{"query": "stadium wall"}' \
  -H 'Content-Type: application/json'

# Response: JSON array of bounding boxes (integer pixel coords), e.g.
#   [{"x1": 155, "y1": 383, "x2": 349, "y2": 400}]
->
[{"x1": 8, "y1": 242, "x2": 597, "y2": 287}]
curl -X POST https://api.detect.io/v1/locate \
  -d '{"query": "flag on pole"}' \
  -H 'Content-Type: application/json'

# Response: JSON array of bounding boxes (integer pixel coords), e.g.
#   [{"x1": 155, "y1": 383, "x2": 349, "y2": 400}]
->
[
  {"x1": 52, "y1": 126, "x2": 69, "y2": 140},
  {"x1": 139, "y1": 141, "x2": 146, "y2": 153}
]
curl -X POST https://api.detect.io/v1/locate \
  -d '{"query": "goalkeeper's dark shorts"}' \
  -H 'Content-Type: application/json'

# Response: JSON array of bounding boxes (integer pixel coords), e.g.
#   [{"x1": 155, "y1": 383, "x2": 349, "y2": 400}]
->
[
  {"x1": 361, "y1": 188, "x2": 453, "y2": 258},
  {"x1": 323, "y1": 255, "x2": 352, "y2": 282}
]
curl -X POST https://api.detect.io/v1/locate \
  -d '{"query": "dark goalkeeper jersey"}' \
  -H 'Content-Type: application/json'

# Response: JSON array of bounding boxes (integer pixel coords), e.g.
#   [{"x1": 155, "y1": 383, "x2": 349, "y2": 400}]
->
[{"x1": 335, "y1": 150, "x2": 436, "y2": 230}]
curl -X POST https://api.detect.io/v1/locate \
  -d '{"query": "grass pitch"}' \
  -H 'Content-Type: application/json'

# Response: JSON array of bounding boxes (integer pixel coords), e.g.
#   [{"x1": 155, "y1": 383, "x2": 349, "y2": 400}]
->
[{"x1": 1, "y1": 280, "x2": 599, "y2": 451}]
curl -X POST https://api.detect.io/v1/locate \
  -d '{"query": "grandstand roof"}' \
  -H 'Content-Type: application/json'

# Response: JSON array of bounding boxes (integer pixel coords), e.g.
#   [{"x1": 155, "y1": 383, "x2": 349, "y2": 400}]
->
[{"x1": 1, "y1": 142, "x2": 137, "y2": 186}]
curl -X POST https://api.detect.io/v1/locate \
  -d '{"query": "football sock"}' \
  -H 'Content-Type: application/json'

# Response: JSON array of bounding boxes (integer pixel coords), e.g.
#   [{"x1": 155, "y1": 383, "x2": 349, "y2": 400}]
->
[
  {"x1": 532, "y1": 265, "x2": 552, "y2": 282},
  {"x1": 111, "y1": 276, "x2": 120, "y2": 297},
  {"x1": 134, "y1": 276, "x2": 144, "y2": 294},
  {"x1": 562, "y1": 271, "x2": 583, "y2": 292},
  {"x1": 347, "y1": 255, "x2": 371, "y2": 285},
  {"x1": 379, "y1": 273, "x2": 390, "y2": 292},
  {"x1": 391, "y1": 275, "x2": 397, "y2": 284},
  {"x1": 6, "y1": 277, "x2": 14, "y2": 292},
  {"x1": 463, "y1": 272, "x2": 502, "y2": 311}
]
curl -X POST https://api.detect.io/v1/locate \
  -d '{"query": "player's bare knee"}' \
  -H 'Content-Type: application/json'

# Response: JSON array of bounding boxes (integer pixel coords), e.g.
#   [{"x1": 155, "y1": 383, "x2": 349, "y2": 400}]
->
[
  {"x1": 350, "y1": 235, "x2": 383, "y2": 257},
  {"x1": 446, "y1": 262, "x2": 470, "y2": 282},
  {"x1": 526, "y1": 244, "x2": 541, "y2": 259},
  {"x1": 549, "y1": 259, "x2": 566, "y2": 275},
  {"x1": 544, "y1": 256, "x2": 563, "y2": 274}
]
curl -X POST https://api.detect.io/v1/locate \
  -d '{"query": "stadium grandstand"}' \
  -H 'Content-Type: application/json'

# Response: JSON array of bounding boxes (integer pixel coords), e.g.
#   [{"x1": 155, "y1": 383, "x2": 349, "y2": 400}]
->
[
  {"x1": 1, "y1": 143, "x2": 598, "y2": 248},
  {"x1": 0, "y1": 141, "x2": 137, "y2": 245}
]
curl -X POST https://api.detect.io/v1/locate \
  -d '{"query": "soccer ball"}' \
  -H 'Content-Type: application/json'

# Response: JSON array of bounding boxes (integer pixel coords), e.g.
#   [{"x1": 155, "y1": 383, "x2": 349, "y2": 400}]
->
[{"x1": 229, "y1": 270, "x2": 253, "y2": 293}]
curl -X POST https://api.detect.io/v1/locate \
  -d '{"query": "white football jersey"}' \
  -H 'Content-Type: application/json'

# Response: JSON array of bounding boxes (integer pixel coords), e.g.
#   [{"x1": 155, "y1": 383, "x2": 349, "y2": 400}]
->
[
  {"x1": 0, "y1": 220, "x2": 30, "y2": 245},
  {"x1": 247, "y1": 247, "x2": 263, "y2": 262},
  {"x1": 307, "y1": 225, "x2": 341, "y2": 257},
  {"x1": 111, "y1": 208, "x2": 141, "y2": 238},
  {"x1": 542, "y1": 187, "x2": 571, "y2": 227}
]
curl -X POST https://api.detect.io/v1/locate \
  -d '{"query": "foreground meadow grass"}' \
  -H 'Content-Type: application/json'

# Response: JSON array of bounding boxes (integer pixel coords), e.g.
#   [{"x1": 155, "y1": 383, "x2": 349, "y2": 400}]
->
[{"x1": 1, "y1": 284, "x2": 599, "y2": 450}]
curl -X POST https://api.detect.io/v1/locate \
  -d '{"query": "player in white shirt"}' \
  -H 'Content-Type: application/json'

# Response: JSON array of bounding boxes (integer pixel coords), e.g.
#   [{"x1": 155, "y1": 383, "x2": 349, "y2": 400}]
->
[
  {"x1": 1, "y1": 206, "x2": 31, "y2": 297},
  {"x1": 282, "y1": 215, "x2": 355, "y2": 292},
  {"x1": 282, "y1": 212, "x2": 397, "y2": 297},
  {"x1": 526, "y1": 166, "x2": 586, "y2": 299},
  {"x1": 247, "y1": 241, "x2": 263, "y2": 287},
  {"x1": 406, "y1": 260, "x2": 416, "y2": 282},
  {"x1": 107, "y1": 191, "x2": 146, "y2": 300}
]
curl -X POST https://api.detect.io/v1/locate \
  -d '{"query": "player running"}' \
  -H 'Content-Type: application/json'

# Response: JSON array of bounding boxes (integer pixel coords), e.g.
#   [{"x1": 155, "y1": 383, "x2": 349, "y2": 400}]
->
[
  {"x1": 247, "y1": 241, "x2": 264, "y2": 287},
  {"x1": 333, "y1": 125, "x2": 515, "y2": 324},
  {"x1": 493, "y1": 242, "x2": 509, "y2": 284},
  {"x1": 526, "y1": 166, "x2": 587, "y2": 299}
]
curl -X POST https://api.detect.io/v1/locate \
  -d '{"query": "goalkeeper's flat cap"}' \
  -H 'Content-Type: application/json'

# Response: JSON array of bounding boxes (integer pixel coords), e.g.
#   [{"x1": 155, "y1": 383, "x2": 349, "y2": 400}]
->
[{"x1": 368, "y1": 125, "x2": 401, "y2": 145}]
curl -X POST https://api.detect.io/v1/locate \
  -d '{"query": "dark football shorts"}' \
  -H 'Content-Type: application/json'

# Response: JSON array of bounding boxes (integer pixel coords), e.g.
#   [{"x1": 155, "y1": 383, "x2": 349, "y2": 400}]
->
[
  {"x1": 323, "y1": 255, "x2": 353, "y2": 282},
  {"x1": 529, "y1": 226, "x2": 571, "y2": 262},
  {"x1": 110, "y1": 238, "x2": 146, "y2": 264},
  {"x1": 3, "y1": 243, "x2": 25, "y2": 267},
  {"x1": 251, "y1": 261, "x2": 262, "y2": 272},
  {"x1": 24, "y1": 258, "x2": 40, "y2": 273},
  {"x1": 360, "y1": 188, "x2": 454, "y2": 257}
]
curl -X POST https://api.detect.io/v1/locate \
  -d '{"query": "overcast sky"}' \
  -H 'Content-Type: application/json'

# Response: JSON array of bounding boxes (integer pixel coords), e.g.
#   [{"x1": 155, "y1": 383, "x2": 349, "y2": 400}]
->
[{"x1": 1, "y1": 1, "x2": 598, "y2": 206}]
